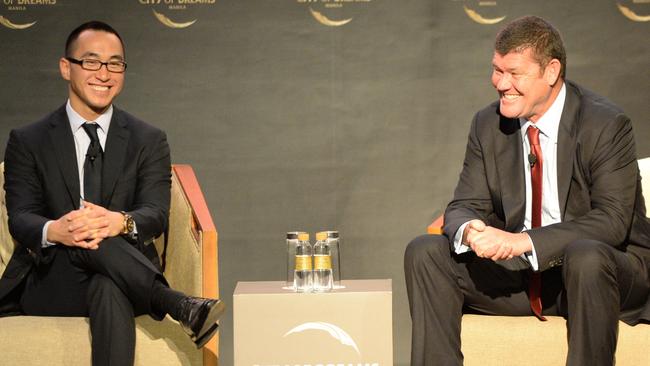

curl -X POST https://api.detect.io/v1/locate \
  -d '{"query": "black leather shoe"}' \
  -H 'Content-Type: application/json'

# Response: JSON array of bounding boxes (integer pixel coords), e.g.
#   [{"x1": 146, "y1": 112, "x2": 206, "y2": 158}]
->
[{"x1": 178, "y1": 297, "x2": 226, "y2": 348}]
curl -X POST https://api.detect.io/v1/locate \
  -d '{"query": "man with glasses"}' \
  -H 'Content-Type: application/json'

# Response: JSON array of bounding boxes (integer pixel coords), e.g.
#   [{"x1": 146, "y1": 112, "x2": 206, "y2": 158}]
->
[{"x1": 0, "y1": 21, "x2": 224, "y2": 366}]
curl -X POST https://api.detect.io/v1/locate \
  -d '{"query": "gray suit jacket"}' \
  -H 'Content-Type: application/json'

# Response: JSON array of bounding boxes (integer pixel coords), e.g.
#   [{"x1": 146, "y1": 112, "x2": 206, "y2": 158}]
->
[{"x1": 443, "y1": 80, "x2": 650, "y2": 321}]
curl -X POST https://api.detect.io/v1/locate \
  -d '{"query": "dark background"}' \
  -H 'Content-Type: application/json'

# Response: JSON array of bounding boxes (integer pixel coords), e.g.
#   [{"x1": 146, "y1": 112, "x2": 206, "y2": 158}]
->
[{"x1": 1, "y1": 1, "x2": 648, "y2": 364}]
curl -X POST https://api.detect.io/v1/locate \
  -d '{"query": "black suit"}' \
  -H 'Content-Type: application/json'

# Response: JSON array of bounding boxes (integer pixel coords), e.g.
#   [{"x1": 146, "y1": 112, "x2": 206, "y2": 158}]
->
[
  {"x1": 0, "y1": 104, "x2": 172, "y2": 365},
  {"x1": 405, "y1": 81, "x2": 650, "y2": 365}
]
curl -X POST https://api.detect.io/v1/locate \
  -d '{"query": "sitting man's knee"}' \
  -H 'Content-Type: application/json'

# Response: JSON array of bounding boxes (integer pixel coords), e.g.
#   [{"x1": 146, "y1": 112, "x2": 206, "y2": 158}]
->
[
  {"x1": 563, "y1": 239, "x2": 615, "y2": 278},
  {"x1": 88, "y1": 274, "x2": 121, "y2": 297},
  {"x1": 404, "y1": 234, "x2": 450, "y2": 268}
]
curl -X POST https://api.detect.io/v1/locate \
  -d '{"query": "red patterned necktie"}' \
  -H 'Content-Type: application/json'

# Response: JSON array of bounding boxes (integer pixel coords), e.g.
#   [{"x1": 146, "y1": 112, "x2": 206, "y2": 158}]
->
[{"x1": 527, "y1": 126, "x2": 547, "y2": 321}]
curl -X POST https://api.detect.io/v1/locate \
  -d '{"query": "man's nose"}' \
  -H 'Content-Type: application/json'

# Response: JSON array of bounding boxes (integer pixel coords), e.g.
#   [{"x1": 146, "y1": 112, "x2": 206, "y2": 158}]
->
[
  {"x1": 495, "y1": 73, "x2": 512, "y2": 91},
  {"x1": 95, "y1": 64, "x2": 110, "y2": 80},
  {"x1": 494, "y1": 73, "x2": 512, "y2": 91}
]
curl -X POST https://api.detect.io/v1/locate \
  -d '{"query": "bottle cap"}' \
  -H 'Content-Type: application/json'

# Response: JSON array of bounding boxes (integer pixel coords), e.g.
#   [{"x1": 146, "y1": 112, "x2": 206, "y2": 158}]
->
[
  {"x1": 286, "y1": 231, "x2": 306, "y2": 240},
  {"x1": 297, "y1": 233, "x2": 309, "y2": 241},
  {"x1": 324, "y1": 230, "x2": 339, "y2": 238},
  {"x1": 315, "y1": 232, "x2": 327, "y2": 241}
]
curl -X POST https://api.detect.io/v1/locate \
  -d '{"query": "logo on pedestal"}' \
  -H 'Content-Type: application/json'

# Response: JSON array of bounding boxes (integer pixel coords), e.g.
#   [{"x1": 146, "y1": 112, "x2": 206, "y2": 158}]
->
[
  {"x1": 251, "y1": 321, "x2": 381, "y2": 366},
  {"x1": 284, "y1": 322, "x2": 361, "y2": 355}
]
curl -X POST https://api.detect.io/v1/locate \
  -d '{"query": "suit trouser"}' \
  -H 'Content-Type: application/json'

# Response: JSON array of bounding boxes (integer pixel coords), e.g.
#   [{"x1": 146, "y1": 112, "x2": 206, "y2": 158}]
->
[
  {"x1": 404, "y1": 234, "x2": 650, "y2": 366},
  {"x1": 20, "y1": 237, "x2": 165, "y2": 366}
]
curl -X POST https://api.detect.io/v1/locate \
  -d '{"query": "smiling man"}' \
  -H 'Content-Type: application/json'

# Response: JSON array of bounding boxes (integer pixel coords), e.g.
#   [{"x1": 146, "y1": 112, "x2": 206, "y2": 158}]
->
[
  {"x1": 0, "y1": 21, "x2": 224, "y2": 366},
  {"x1": 404, "y1": 16, "x2": 650, "y2": 366}
]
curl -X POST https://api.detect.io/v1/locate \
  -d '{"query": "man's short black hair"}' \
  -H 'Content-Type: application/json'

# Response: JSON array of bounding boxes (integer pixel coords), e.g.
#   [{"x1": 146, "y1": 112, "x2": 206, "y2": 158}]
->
[
  {"x1": 495, "y1": 16, "x2": 566, "y2": 79},
  {"x1": 65, "y1": 21, "x2": 125, "y2": 58}
]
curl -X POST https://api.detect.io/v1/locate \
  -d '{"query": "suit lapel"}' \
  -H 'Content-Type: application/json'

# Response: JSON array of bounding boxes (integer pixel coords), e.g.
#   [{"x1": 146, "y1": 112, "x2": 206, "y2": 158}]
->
[
  {"x1": 495, "y1": 115, "x2": 526, "y2": 231},
  {"x1": 48, "y1": 106, "x2": 80, "y2": 208},
  {"x1": 102, "y1": 108, "x2": 130, "y2": 206},
  {"x1": 557, "y1": 82, "x2": 580, "y2": 219}
]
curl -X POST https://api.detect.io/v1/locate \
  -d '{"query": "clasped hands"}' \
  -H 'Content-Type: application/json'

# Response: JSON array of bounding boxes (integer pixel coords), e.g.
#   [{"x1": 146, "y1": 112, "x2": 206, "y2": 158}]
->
[
  {"x1": 463, "y1": 220, "x2": 532, "y2": 261},
  {"x1": 47, "y1": 201, "x2": 124, "y2": 250}
]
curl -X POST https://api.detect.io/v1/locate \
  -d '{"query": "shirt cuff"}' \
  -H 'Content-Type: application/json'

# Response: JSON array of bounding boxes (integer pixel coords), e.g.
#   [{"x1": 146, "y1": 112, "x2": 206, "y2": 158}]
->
[
  {"x1": 128, "y1": 222, "x2": 139, "y2": 241},
  {"x1": 523, "y1": 233, "x2": 539, "y2": 271},
  {"x1": 453, "y1": 221, "x2": 472, "y2": 254},
  {"x1": 121, "y1": 215, "x2": 138, "y2": 242},
  {"x1": 41, "y1": 221, "x2": 56, "y2": 248}
]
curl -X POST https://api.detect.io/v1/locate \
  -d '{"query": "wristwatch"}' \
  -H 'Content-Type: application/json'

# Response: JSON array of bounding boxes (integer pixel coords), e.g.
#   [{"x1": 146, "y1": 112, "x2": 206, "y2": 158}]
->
[{"x1": 120, "y1": 211, "x2": 136, "y2": 236}]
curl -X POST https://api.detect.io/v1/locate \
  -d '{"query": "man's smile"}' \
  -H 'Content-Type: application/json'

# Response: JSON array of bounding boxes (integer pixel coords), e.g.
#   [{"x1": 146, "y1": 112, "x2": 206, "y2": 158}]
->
[{"x1": 501, "y1": 93, "x2": 521, "y2": 101}]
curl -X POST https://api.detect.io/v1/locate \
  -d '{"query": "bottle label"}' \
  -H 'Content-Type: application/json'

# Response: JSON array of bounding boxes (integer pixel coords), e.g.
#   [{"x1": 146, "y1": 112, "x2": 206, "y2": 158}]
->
[
  {"x1": 314, "y1": 254, "x2": 332, "y2": 270},
  {"x1": 295, "y1": 255, "x2": 312, "y2": 271}
]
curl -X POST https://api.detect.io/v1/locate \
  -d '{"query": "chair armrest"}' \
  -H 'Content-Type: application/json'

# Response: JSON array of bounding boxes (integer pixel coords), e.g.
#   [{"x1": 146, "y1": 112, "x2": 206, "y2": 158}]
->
[
  {"x1": 153, "y1": 164, "x2": 219, "y2": 364},
  {"x1": 170, "y1": 164, "x2": 218, "y2": 300},
  {"x1": 427, "y1": 215, "x2": 444, "y2": 235}
]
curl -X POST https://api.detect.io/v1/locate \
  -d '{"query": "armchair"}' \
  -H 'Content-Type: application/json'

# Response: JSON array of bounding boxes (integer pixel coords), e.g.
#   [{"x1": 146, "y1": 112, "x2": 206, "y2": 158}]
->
[{"x1": 0, "y1": 163, "x2": 220, "y2": 366}]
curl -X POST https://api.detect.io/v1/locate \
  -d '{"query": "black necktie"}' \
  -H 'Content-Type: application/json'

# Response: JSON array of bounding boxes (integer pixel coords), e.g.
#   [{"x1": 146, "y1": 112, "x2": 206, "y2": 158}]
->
[{"x1": 82, "y1": 122, "x2": 103, "y2": 204}]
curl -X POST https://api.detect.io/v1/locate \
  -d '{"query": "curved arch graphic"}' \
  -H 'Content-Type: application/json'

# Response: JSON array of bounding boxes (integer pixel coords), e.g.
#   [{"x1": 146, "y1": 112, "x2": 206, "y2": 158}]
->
[
  {"x1": 463, "y1": 5, "x2": 506, "y2": 25},
  {"x1": 0, "y1": 15, "x2": 36, "y2": 30},
  {"x1": 617, "y1": 3, "x2": 650, "y2": 22},
  {"x1": 284, "y1": 322, "x2": 361, "y2": 355},
  {"x1": 152, "y1": 9, "x2": 197, "y2": 29},
  {"x1": 309, "y1": 7, "x2": 353, "y2": 27}
]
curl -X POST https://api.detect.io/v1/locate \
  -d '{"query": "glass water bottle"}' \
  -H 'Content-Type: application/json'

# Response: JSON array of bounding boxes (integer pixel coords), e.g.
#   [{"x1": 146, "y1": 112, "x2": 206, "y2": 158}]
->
[
  {"x1": 313, "y1": 231, "x2": 333, "y2": 292},
  {"x1": 286, "y1": 231, "x2": 305, "y2": 288},
  {"x1": 293, "y1": 232, "x2": 313, "y2": 292},
  {"x1": 321, "y1": 230, "x2": 341, "y2": 288}
]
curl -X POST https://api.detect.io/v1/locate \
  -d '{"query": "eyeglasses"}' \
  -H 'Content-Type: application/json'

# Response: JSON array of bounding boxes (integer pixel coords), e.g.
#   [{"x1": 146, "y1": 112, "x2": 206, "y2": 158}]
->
[{"x1": 66, "y1": 57, "x2": 127, "y2": 73}]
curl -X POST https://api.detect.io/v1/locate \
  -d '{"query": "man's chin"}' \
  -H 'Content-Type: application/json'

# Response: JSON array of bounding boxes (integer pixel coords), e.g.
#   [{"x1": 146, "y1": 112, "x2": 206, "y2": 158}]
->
[
  {"x1": 89, "y1": 103, "x2": 112, "y2": 115},
  {"x1": 498, "y1": 104, "x2": 522, "y2": 119},
  {"x1": 87, "y1": 93, "x2": 116, "y2": 108}
]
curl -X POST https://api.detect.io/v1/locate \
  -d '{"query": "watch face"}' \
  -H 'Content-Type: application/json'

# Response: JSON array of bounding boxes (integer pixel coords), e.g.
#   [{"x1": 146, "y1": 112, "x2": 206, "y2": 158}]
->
[{"x1": 123, "y1": 215, "x2": 135, "y2": 234}]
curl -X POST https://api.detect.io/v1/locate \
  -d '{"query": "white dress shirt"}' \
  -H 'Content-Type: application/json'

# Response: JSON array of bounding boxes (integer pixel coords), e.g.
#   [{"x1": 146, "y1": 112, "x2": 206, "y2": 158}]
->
[{"x1": 453, "y1": 83, "x2": 566, "y2": 271}]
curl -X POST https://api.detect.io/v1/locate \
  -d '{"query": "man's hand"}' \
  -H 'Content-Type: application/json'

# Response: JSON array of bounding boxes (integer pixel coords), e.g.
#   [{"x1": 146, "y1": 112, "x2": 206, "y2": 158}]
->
[
  {"x1": 464, "y1": 220, "x2": 532, "y2": 261},
  {"x1": 46, "y1": 201, "x2": 124, "y2": 249},
  {"x1": 463, "y1": 219, "x2": 487, "y2": 244},
  {"x1": 80, "y1": 201, "x2": 124, "y2": 238}
]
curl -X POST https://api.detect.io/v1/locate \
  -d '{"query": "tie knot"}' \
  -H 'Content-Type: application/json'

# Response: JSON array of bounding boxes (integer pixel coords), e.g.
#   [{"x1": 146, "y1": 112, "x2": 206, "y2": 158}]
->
[
  {"x1": 82, "y1": 122, "x2": 101, "y2": 143},
  {"x1": 527, "y1": 125, "x2": 541, "y2": 146}
]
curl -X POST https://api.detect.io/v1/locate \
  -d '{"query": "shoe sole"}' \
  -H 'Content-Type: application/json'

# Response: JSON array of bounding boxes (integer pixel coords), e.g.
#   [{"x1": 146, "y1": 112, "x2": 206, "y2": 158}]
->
[
  {"x1": 194, "y1": 322, "x2": 219, "y2": 349},
  {"x1": 193, "y1": 300, "x2": 226, "y2": 348}
]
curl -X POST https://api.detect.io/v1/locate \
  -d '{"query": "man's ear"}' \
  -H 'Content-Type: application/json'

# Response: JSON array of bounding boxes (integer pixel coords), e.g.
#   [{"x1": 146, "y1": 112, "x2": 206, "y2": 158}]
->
[
  {"x1": 544, "y1": 59, "x2": 561, "y2": 85},
  {"x1": 59, "y1": 57, "x2": 71, "y2": 81}
]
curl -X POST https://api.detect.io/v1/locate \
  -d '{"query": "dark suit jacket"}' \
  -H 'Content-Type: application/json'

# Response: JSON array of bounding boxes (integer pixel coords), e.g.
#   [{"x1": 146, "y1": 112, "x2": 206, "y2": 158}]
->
[
  {"x1": 0, "y1": 104, "x2": 171, "y2": 312},
  {"x1": 443, "y1": 80, "x2": 650, "y2": 321}
]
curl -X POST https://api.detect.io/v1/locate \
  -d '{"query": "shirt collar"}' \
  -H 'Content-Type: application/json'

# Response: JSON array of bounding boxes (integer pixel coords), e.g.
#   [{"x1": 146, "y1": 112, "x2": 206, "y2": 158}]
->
[
  {"x1": 65, "y1": 100, "x2": 113, "y2": 134},
  {"x1": 519, "y1": 82, "x2": 566, "y2": 142}
]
